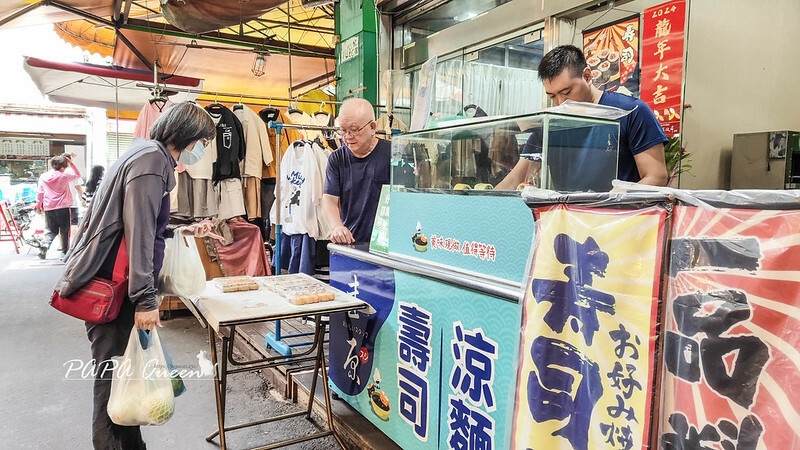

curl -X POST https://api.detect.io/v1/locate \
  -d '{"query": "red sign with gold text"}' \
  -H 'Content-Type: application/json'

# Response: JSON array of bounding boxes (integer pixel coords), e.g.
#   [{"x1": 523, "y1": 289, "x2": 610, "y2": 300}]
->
[{"x1": 640, "y1": 0, "x2": 686, "y2": 137}]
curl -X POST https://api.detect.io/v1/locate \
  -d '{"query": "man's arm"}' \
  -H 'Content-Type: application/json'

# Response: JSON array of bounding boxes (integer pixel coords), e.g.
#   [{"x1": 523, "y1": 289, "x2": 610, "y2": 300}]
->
[
  {"x1": 322, "y1": 193, "x2": 354, "y2": 244},
  {"x1": 633, "y1": 143, "x2": 668, "y2": 186},
  {"x1": 495, "y1": 159, "x2": 533, "y2": 190},
  {"x1": 64, "y1": 160, "x2": 81, "y2": 180}
]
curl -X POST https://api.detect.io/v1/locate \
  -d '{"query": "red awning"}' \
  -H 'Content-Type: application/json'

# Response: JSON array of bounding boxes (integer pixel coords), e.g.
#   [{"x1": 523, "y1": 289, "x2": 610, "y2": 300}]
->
[{"x1": 23, "y1": 56, "x2": 203, "y2": 110}]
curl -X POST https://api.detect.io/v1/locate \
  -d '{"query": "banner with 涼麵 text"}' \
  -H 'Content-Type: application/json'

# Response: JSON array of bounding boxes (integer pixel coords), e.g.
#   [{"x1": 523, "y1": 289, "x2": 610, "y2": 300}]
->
[{"x1": 513, "y1": 204, "x2": 668, "y2": 449}]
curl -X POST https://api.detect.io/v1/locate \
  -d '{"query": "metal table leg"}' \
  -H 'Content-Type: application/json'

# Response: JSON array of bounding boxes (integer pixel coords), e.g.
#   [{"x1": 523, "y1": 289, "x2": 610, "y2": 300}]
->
[
  {"x1": 316, "y1": 316, "x2": 347, "y2": 449},
  {"x1": 205, "y1": 316, "x2": 348, "y2": 449},
  {"x1": 206, "y1": 325, "x2": 227, "y2": 449}
]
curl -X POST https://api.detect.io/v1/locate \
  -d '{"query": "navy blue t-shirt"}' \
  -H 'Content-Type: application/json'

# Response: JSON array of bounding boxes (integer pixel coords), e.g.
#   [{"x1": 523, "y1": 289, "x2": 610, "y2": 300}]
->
[
  {"x1": 523, "y1": 92, "x2": 667, "y2": 189},
  {"x1": 599, "y1": 91, "x2": 667, "y2": 182},
  {"x1": 324, "y1": 139, "x2": 391, "y2": 243}
]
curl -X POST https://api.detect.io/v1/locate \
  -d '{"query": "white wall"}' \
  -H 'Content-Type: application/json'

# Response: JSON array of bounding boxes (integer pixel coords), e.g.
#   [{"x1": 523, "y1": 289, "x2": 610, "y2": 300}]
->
[
  {"x1": 680, "y1": 0, "x2": 800, "y2": 189},
  {"x1": 64, "y1": 144, "x2": 87, "y2": 178},
  {"x1": 566, "y1": 0, "x2": 800, "y2": 189}
]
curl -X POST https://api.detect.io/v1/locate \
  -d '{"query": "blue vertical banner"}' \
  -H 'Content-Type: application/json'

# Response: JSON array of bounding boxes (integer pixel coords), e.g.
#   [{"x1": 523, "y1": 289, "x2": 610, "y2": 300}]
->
[
  {"x1": 329, "y1": 255, "x2": 396, "y2": 398},
  {"x1": 329, "y1": 254, "x2": 521, "y2": 449}
]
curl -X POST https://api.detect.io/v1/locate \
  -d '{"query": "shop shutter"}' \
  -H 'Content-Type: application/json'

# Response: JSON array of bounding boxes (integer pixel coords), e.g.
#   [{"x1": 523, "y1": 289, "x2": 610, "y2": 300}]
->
[{"x1": 106, "y1": 132, "x2": 134, "y2": 163}]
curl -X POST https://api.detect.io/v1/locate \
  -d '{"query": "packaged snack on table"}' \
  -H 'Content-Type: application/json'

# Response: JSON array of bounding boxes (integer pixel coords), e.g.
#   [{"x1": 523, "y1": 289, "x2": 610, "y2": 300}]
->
[
  {"x1": 214, "y1": 276, "x2": 260, "y2": 293},
  {"x1": 258, "y1": 274, "x2": 337, "y2": 305}
]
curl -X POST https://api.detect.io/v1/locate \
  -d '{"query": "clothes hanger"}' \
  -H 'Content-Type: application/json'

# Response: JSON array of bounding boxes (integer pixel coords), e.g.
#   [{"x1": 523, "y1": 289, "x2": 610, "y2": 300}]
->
[
  {"x1": 149, "y1": 83, "x2": 168, "y2": 112},
  {"x1": 209, "y1": 92, "x2": 224, "y2": 107},
  {"x1": 313, "y1": 101, "x2": 329, "y2": 115},
  {"x1": 258, "y1": 100, "x2": 280, "y2": 123},
  {"x1": 205, "y1": 93, "x2": 227, "y2": 117},
  {"x1": 286, "y1": 99, "x2": 303, "y2": 115},
  {"x1": 233, "y1": 94, "x2": 244, "y2": 110}
]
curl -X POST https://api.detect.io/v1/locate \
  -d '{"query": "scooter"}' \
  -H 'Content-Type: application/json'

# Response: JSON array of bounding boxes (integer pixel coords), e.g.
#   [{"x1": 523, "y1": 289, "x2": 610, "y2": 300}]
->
[
  {"x1": 22, "y1": 212, "x2": 50, "y2": 259},
  {"x1": 10, "y1": 200, "x2": 36, "y2": 231}
]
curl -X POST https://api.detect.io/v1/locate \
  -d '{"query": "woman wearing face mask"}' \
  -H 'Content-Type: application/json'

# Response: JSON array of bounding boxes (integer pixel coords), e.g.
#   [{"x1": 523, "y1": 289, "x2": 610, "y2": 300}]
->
[
  {"x1": 178, "y1": 136, "x2": 208, "y2": 165},
  {"x1": 53, "y1": 102, "x2": 215, "y2": 450}
]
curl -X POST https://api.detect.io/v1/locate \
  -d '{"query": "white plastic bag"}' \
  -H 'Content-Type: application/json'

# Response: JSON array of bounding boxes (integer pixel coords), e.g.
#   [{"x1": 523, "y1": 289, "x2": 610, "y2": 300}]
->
[
  {"x1": 158, "y1": 231, "x2": 206, "y2": 298},
  {"x1": 108, "y1": 328, "x2": 176, "y2": 426}
]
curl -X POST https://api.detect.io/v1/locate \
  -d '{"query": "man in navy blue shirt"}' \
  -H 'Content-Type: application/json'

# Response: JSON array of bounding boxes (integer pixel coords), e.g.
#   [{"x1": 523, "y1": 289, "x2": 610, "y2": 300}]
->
[
  {"x1": 496, "y1": 45, "x2": 668, "y2": 189},
  {"x1": 323, "y1": 98, "x2": 391, "y2": 244}
]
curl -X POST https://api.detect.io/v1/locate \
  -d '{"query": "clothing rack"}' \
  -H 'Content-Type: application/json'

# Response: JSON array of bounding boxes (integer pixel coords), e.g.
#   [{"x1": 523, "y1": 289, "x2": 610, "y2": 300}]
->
[
  {"x1": 266, "y1": 121, "x2": 343, "y2": 356},
  {"x1": 138, "y1": 81, "x2": 339, "y2": 107},
  {"x1": 268, "y1": 122, "x2": 397, "y2": 267},
  {"x1": 267, "y1": 121, "x2": 394, "y2": 272},
  {"x1": 135, "y1": 82, "x2": 400, "y2": 111}
]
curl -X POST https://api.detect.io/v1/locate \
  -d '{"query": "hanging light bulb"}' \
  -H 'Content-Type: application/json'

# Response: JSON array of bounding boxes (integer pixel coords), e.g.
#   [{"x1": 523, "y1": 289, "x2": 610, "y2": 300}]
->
[{"x1": 252, "y1": 52, "x2": 266, "y2": 77}]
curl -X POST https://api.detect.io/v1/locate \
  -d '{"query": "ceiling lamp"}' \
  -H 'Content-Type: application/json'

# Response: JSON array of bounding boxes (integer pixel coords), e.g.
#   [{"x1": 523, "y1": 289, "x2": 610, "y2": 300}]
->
[{"x1": 252, "y1": 52, "x2": 266, "y2": 77}]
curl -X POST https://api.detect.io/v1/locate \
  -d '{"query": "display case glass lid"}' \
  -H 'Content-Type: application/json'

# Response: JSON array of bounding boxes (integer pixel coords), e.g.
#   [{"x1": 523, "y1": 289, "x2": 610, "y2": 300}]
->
[{"x1": 390, "y1": 111, "x2": 621, "y2": 193}]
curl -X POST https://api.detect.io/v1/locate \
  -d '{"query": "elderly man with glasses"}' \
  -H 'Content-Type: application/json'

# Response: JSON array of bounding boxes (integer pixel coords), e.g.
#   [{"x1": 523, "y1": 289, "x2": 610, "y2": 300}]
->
[{"x1": 322, "y1": 97, "x2": 391, "y2": 244}]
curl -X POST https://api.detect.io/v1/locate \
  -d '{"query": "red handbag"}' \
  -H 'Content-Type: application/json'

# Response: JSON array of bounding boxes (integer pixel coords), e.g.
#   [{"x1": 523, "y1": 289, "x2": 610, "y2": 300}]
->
[{"x1": 50, "y1": 237, "x2": 128, "y2": 323}]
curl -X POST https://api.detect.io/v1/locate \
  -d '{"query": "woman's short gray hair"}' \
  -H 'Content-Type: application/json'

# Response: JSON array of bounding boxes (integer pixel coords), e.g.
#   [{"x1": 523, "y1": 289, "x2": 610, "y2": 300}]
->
[{"x1": 149, "y1": 102, "x2": 216, "y2": 150}]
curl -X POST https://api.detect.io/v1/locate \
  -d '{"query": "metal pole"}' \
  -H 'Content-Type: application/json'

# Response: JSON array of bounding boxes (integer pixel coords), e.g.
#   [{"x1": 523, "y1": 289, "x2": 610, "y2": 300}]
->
[
  {"x1": 115, "y1": 79, "x2": 120, "y2": 158},
  {"x1": 0, "y1": 1, "x2": 44, "y2": 28},
  {"x1": 133, "y1": 82, "x2": 346, "y2": 106},
  {"x1": 272, "y1": 123, "x2": 282, "y2": 273},
  {"x1": 287, "y1": 7, "x2": 293, "y2": 100},
  {"x1": 270, "y1": 122, "x2": 285, "y2": 352}
]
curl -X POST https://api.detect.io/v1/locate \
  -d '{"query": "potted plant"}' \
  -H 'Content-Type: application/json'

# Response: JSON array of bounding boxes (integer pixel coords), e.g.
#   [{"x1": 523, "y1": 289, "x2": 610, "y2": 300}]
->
[{"x1": 665, "y1": 136, "x2": 691, "y2": 187}]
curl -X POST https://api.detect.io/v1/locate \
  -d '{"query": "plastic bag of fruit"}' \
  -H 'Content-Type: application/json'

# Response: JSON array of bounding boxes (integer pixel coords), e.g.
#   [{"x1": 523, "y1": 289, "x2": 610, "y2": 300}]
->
[{"x1": 107, "y1": 328, "x2": 176, "y2": 426}]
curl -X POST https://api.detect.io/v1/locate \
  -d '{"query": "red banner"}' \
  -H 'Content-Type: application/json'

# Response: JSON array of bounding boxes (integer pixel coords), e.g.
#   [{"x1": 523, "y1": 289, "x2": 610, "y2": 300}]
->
[
  {"x1": 583, "y1": 15, "x2": 640, "y2": 97},
  {"x1": 640, "y1": 0, "x2": 686, "y2": 137},
  {"x1": 661, "y1": 204, "x2": 800, "y2": 449}
]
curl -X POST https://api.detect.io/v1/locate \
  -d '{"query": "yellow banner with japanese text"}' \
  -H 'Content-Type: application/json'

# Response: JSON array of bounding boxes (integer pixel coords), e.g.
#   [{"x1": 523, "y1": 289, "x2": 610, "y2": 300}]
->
[{"x1": 512, "y1": 204, "x2": 667, "y2": 450}]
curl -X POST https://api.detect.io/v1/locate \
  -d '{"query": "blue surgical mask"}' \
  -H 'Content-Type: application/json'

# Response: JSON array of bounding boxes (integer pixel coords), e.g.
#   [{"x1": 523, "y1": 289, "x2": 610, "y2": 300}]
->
[{"x1": 179, "y1": 140, "x2": 206, "y2": 165}]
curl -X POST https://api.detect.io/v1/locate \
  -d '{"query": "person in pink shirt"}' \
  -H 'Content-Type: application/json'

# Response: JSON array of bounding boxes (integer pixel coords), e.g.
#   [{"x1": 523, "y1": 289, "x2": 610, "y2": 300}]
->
[{"x1": 36, "y1": 153, "x2": 81, "y2": 258}]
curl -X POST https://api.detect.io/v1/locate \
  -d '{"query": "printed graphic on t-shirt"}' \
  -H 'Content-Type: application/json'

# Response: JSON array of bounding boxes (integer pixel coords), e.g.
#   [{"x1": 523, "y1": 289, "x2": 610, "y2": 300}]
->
[
  {"x1": 289, "y1": 186, "x2": 301, "y2": 212},
  {"x1": 221, "y1": 125, "x2": 232, "y2": 149},
  {"x1": 287, "y1": 170, "x2": 305, "y2": 214}
]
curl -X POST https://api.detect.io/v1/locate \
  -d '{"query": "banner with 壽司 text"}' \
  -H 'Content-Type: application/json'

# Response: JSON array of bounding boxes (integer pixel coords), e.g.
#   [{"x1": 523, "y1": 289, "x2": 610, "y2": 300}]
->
[
  {"x1": 660, "y1": 203, "x2": 800, "y2": 449},
  {"x1": 513, "y1": 204, "x2": 668, "y2": 450}
]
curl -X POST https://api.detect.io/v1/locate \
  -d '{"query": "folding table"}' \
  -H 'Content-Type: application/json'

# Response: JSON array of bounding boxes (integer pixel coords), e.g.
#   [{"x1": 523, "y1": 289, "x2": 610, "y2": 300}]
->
[{"x1": 188, "y1": 275, "x2": 366, "y2": 449}]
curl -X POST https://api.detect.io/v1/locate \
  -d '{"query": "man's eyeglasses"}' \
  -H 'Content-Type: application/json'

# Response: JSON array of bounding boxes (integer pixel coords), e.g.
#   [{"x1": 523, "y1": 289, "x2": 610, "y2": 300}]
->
[{"x1": 336, "y1": 121, "x2": 373, "y2": 138}]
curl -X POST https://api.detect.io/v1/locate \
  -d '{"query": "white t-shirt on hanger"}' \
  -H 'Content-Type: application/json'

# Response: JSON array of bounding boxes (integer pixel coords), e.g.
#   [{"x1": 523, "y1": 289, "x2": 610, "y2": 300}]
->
[{"x1": 270, "y1": 140, "x2": 325, "y2": 238}]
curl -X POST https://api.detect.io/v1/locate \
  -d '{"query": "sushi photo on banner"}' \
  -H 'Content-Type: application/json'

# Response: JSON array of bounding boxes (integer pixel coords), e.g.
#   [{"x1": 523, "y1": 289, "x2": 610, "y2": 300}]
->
[
  {"x1": 660, "y1": 201, "x2": 800, "y2": 450},
  {"x1": 512, "y1": 204, "x2": 668, "y2": 450},
  {"x1": 583, "y1": 14, "x2": 641, "y2": 98}
]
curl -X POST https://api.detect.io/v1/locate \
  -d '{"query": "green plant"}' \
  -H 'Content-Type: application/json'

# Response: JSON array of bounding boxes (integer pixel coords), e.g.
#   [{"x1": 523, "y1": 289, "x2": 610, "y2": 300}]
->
[{"x1": 665, "y1": 136, "x2": 691, "y2": 187}]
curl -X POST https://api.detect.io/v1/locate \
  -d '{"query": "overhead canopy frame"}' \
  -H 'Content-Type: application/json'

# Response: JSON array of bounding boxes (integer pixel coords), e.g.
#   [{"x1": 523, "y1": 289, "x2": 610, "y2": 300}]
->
[
  {"x1": 2, "y1": 1, "x2": 338, "y2": 109},
  {"x1": 0, "y1": 0, "x2": 336, "y2": 59},
  {"x1": 23, "y1": 56, "x2": 202, "y2": 110}
]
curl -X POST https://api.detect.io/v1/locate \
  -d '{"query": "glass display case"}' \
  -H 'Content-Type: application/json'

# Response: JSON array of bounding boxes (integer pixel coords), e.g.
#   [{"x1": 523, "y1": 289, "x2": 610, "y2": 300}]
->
[{"x1": 390, "y1": 111, "x2": 620, "y2": 193}]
